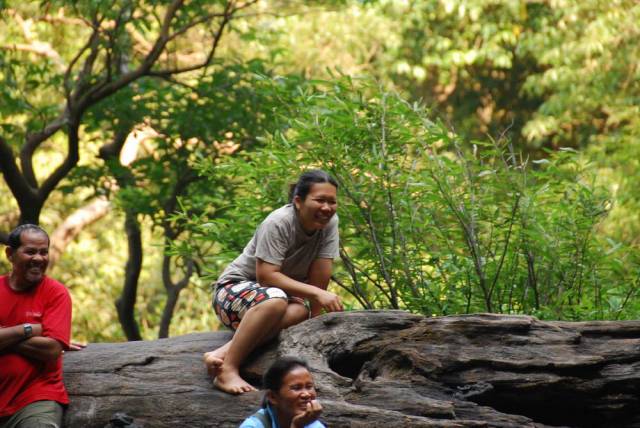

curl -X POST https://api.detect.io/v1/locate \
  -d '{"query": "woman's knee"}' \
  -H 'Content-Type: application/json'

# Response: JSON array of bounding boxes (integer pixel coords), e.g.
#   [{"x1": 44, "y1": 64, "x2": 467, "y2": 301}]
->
[
  {"x1": 282, "y1": 303, "x2": 310, "y2": 327},
  {"x1": 254, "y1": 297, "x2": 288, "y2": 315}
]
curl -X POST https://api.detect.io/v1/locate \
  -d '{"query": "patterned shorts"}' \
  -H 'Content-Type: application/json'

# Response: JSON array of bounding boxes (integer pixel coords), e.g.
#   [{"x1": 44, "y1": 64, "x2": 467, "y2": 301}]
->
[{"x1": 212, "y1": 280, "x2": 306, "y2": 331}]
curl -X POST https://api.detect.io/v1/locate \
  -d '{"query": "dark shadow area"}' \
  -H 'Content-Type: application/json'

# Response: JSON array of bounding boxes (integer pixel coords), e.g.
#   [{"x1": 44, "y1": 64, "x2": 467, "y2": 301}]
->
[
  {"x1": 328, "y1": 350, "x2": 374, "y2": 380},
  {"x1": 468, "y1": 386, "x2": 640, "y2": 428}
]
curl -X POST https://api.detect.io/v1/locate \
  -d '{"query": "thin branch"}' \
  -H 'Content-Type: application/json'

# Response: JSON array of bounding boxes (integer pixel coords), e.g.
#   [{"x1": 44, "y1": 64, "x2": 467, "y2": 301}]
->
[
  {"x1": 37, "y1": 14, "x2": 86, "y2": 27},
  {"x1": 20, "y1": 114, "x2": 69, "y2": 188},
  {"x1": 64, "y1": 27, "x2": 98, "y2": 101},
  {"x1": 346, "y1": 184, "x2": 397, "y2": 307},
  {"x1": 615, "y1": 269, "x2": 640, "y2": 320},
  {"x1": 330, "y1": 274, "x2": 370, "y2": 310},
  {"x1": 69, "y1": 21, "x2": 103, "y2": 104},
  {"x1": 342, "y1": 245, "x2": 393, "y2": 306},
  {"x1": 165, "y1": 11, "x2": 227, "y2": 44},
  {"x1": 149, "y1": 5, "x2": 232, "y2": 78},
  {"x1": 37, "y1": 118, "x2": 80, "y2": 202},
  {"x1": 77, "y1": 0, "x2": 183, "y2": 108},
  {"x1": 337, "y1": 247, "x2": 373, "y2": 309},
  {"x1": 48, "y1": 197, "x2": 111, "y2": 268},
  {"x1": 0, "y1": 43, "x2": 65, "y2": 68},
  {"x1": 488, "y1": 194, "x2": 520, "y2": 300},
  {"x1": 430, "y1": 165, "x2": 491, "y2": 311}
]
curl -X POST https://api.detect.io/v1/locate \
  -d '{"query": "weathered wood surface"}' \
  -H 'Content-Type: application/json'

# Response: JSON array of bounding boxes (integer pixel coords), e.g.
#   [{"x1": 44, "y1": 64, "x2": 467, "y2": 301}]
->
[{"x1": 63, "y1": 311, "x2": 640, "y2": 427}]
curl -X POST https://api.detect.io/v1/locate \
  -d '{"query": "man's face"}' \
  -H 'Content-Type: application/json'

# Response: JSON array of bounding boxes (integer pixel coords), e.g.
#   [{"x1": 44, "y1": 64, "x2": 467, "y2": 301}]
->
[{"x1": 6, "y1": 230, "x2": 50, "y2": 291}]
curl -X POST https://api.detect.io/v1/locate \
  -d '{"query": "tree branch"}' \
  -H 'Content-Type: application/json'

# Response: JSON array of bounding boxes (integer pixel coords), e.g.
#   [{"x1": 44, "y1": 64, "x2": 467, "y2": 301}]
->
[
  {"x1": 70, "y1": 22, "x2": 103, "y2": 106},
  {"x1": 149, "y1": 0, "x2": 240, "y2": 77},
  {"x1": 159, "y1": 254, "x2": 194, "y2": 338},
  {"x1": 0, "y1": 43, "x2": 65, "y2": 68},
  {"x1": 116, "y1": 210, "x2": 143, "y2": 341},
  {"x1": 488, "y1": 194, "x2": 521, "y2": 300},
  {"x1": 0, "y1": 136, "x2": 38, "y2": 213},
  {"x1": 37, "y1": 119, "x2": 80, "y2": 203},
  {"x1": 76, "y1": 0, "x2": 182, "y2": 110},
  {"x1": 48, "y1": 197, "x2": 111, "y2": 268},
  {"x1": 20, "y1": 114, "x2": 69, "y2": 188},
  {"x1": 64, "y1": 26, "x2": 100, "y2": 101}
]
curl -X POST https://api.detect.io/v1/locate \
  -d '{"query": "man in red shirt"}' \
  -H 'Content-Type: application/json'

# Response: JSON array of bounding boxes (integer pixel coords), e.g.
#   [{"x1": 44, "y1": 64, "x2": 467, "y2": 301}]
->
[{"x1": 0, "y1": 224, "x2": 72, "y2": 428}]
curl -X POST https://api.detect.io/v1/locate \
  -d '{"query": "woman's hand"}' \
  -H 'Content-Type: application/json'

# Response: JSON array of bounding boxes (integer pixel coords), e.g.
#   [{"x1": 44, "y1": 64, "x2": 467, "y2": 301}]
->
[
  {"x1": 311, "y1": 289, "x2": 343, "y2": 313},
  {"x1": 291, "y1": 399, "x2": 323, "y2": 428}
]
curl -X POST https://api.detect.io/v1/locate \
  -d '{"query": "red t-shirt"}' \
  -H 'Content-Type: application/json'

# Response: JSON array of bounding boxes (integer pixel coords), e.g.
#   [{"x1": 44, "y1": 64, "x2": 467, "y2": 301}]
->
[{"x1": 0, "y1": 275, "x2": 72, "y2": 417}]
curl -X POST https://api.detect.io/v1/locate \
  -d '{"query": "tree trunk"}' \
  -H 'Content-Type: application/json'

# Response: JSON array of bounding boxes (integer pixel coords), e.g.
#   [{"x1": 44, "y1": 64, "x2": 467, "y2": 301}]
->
[
  {"x1": 158, "y1": 255, "x2": 194, "y2": 339},
  {"x1": 115, "y1": 211, "x2": 143, "y2": 341},
  {"x1": 63, "y1": 312, "x2": 640, "y2": 427},
  {"x1": 158, "y1": 286, "x2": 180, "y2": 339}
]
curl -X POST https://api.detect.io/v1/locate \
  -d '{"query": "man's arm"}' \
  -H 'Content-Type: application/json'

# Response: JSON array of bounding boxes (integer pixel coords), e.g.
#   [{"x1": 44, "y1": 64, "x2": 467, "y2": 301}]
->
[
  {"x1": 0, "y1": 323, "x2": 63, "y2": 362},
  {"x1": 13, "y1": 336, "x2": 64, "y2": 361},
  {"x1": 0, "y1": 323, "x2": 42, "y2": 351}
]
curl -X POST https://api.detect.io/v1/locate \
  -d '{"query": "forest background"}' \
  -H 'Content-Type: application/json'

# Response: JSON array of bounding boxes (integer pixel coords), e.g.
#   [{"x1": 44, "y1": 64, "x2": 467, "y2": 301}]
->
[{"x1": 1, "y1": 0, "x2": 638, "y2": 342}]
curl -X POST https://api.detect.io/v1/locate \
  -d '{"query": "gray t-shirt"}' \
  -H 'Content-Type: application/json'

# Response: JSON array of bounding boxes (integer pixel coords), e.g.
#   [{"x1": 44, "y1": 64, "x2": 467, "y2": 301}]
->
[{"x1": 218, "y1": 204, "x2": 339, "y2": 284}]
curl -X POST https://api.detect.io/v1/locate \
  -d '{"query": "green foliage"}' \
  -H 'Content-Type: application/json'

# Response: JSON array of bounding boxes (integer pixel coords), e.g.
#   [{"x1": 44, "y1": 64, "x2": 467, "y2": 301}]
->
[
  {"x1": 2, "y1": 0, "x2": 639, "y2": 343},
  {"x1": 183, "y1": 77, "x2": 638, "y2": 320}
]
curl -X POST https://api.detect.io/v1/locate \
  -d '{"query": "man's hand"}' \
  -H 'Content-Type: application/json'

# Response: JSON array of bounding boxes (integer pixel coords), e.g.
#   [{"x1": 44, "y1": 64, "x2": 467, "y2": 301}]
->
[
  {"x1": 68, "y1": 342, "x2": 87, "y2": 351},
  {"x1": 291, "y1": 399, "x2": 323, "y2": 428}
]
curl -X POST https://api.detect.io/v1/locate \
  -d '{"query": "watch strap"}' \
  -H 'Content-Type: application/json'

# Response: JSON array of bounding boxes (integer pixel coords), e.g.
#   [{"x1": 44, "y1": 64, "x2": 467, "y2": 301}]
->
[{"x1": 23, "y1": 323, "x2": 33, "y2": 339}]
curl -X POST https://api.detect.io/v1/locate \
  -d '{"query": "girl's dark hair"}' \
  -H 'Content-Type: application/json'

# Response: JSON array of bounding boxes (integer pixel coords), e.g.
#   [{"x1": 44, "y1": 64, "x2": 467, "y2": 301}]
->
[
  {"x1": 261, "y1": 356, "x2": 310, "y2": 408},
  {"x1": 7, "y1": 224, "x2": 49, "y2": 250},
  {"x1": 288, "y1": 169, "x2": 338, "y2": 203}
]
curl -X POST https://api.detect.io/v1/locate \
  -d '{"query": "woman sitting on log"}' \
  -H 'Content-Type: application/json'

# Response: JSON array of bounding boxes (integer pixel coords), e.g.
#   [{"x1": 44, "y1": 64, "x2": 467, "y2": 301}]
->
[
  {"x1": 204, "y1": 170, "x2": 344, "y2": 394},
  {"x1": 240, "y1": 357, "x2": 325, "y2": 428}
]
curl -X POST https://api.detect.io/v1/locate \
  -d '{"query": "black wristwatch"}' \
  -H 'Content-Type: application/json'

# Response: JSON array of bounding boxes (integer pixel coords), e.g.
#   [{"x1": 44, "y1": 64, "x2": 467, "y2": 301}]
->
[{"x1": 23, "y1": 323, "x2": 33, "y2": 339}]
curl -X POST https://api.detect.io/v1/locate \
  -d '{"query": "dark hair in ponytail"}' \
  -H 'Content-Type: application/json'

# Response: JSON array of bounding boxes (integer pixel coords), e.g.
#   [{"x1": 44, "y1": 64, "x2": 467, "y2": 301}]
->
[
  {"x1": 261, "y1": 356, "x2": 311, "y2": 408},
  {"x1": 288, "y1": 169, "x2": 338, "y2": 203}
]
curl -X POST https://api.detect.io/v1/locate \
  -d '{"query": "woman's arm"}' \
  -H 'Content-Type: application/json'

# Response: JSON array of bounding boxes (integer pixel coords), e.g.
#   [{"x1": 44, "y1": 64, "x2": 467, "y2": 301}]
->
[
  {"x1": 256, "y1": 259, "x2": 342, "y2": 314},
  {"x1": 307, "y1": 258, "x2": 335, "y2": 317}
]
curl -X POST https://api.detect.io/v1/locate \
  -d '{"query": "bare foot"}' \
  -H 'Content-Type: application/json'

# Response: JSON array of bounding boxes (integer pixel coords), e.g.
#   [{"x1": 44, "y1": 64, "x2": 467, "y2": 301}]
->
[
  {"x1": 203, "y1": 351, "x2": 224, "y2": 380},
  {"x1": 214, "y1": 366, "x2": 257, "y2": 395}
]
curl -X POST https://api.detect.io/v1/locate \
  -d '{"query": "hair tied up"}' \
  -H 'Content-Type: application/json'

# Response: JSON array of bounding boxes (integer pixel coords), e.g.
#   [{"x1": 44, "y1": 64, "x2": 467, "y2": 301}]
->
[{"x1": 288, "y1": 169, "x2": 338, "y2": 203}]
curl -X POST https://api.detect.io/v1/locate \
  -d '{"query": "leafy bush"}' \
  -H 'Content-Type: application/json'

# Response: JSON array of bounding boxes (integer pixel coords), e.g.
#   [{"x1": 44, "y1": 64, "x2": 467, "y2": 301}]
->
[{"x1": 179, "y1": 76, "x2": 638, "y2": 320}]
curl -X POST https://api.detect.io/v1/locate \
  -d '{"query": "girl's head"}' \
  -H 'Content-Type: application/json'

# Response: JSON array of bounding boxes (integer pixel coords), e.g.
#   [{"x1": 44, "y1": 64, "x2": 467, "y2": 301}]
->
[
  {"x1": 263, "y1": 357, "x2": 317, "y2": 418},
  {"x1": 288, "y1": 170, "x2": 338, "y2": 232}
]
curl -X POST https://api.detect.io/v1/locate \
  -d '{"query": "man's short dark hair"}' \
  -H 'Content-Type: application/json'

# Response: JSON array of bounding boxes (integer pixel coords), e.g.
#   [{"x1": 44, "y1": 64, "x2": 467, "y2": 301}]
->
[{"x1": 7, "y1": 224, "x2": 49, "y2": 250}]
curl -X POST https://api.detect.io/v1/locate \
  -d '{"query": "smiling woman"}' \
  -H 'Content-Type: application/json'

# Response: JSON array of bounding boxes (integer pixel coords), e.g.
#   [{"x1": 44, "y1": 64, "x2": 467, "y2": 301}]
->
[
  {"x1": 240, "y1": 357, "x2": 326, "y2": 428},
  {"x1": 203, "y1": 170, "x2": 344, "y2": 395}
]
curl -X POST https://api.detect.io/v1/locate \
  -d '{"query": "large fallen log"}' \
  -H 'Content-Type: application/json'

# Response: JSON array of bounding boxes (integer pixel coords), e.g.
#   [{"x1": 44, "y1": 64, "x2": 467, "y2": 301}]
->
[{"x1": 63, "y1": 311, "x2": 640, "y2": 427}]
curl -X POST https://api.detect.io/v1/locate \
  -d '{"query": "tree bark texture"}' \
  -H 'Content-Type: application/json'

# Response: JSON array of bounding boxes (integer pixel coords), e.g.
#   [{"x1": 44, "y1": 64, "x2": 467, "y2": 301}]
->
[{"x1": 63, "y1": 311, "x2": 640, "y2": 428}]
